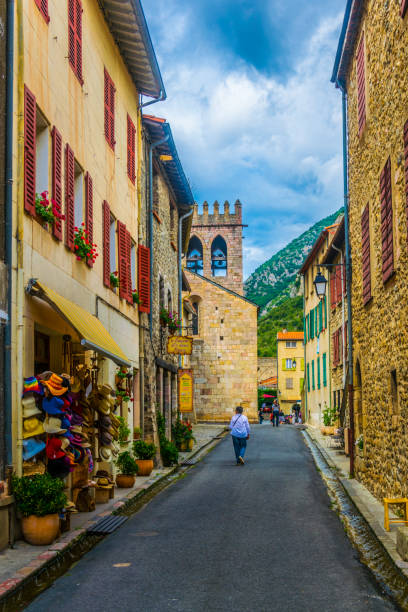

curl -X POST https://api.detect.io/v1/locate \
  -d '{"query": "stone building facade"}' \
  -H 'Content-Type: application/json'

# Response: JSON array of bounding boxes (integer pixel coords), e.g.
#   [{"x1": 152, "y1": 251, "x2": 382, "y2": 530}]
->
[
  {"x1": 184, "y1": 201, "x2": 257, "y2": 423},
  {"x1": 332, "y1": 0, "x2": 408, "y2": 498},
  {"x1": 276, "y1": 332, "x2": 304, "y2": 414},
  {"x1": 141, "y1": 116, "x2": 193, "y2": 443},
  {"x1": 300, "y1": 231, "x2": 331, "y2": 426}
]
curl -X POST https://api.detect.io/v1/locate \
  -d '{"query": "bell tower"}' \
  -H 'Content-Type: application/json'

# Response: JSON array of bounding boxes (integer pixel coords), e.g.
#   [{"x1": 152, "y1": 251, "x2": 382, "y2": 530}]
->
[{"x1": 187, "y1": 200, "x2": 244, "y2": 295}]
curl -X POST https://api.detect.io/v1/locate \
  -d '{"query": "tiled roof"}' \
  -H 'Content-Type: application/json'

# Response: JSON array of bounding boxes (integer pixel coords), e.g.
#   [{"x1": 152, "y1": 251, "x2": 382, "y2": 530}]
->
[{"x1": 277, "y1": 332, "x2": 304, "y2": 340}]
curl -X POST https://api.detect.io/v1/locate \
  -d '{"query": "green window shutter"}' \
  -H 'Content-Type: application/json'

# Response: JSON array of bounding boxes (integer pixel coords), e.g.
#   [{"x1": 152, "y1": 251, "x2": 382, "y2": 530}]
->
[
  {"x1": 282, "y1": 358, "x2": 287, "y2": 371},
  {"x1": 307, "y1": 364, "x2": 310, "y2": 391},
  {"x1": 301, "y1": 358, "x2": 304, "y2": 371},
  {"x1": 315, "y1": 306, "x2": 318, "y2": 336},
  {"x1": 319, "y1": 301, "x2": 323, "y2": 333},
  {"x1": 323, "y1": 353, "x2": 327, "y2": 387},
  {"x1": 317, "y1": 356, "x2": 321, "y2": 389},
  {"x1": 310, "y1": 311, "x2": 314, "y2": 339},
  {"x1": 300, "y1": 378, "x2": 304, "y2": 392},
  {"x1": 312, "y1": 360, "x2": 315, "y2": 390},
  {"x1": 324, "y1": 296, "x2": 327, "y2": 329},
  {"x1": 303, "y1": 316, "x2": 306, "y2": 339},
  {"x1": 306, "y1": 314, "x2": 309, "y2": 341}
]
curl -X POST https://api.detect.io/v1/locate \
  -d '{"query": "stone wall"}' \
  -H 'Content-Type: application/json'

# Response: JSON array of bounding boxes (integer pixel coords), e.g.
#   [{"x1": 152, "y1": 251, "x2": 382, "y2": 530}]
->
[
  {"x1": 190, "y1": 201, "x2": 243, "y2": 295},
  {"x1": 185, "y1": 270, "x2": 258, "y2": 422},
  {"x1": 346, "y1": 1, "x2": 408, "y2": 499}
]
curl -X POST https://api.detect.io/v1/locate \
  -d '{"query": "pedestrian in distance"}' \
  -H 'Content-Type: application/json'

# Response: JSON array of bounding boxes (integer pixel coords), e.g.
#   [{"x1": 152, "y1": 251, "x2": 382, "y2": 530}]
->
[
  {"x1": 292, "y1": 402, "x2": 300, "y2": 423},
  {"x1": 271, "y1": 399, "x2": 280, "y2": 427},
  {"x1": 258, "y1": 406, "x2": 264, "y2": 424},
  {"x1": 229, "y1": 406, "x2": 250, "y2": 465}
]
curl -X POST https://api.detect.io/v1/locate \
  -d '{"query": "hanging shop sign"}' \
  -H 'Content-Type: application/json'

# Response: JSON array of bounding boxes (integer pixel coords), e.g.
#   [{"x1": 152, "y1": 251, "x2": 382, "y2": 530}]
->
[
  {"x1": 167, "y1": 336, "x2": 193, "y2": 355},
  {"x1": 178, "y1": 369, "x2": 194, "y2": 413}
]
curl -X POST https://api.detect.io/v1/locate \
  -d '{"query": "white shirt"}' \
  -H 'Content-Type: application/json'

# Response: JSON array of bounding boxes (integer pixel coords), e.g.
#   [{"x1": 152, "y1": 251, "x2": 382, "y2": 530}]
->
[{"x1": 229, "y1": 414, "x2": 250, "y2": 438}]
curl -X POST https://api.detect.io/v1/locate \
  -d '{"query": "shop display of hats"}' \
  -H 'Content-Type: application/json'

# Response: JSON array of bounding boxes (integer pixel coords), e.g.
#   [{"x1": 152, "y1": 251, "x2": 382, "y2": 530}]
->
[
  {"x1": 99, "y1": 446, "x2": 112, "y2": 462},
  {"x1": 23, "y1": 459, "x2": 46, "y2": 476},
  {"x1": 47, "y1": 457, "x2": 71, "y2": 479},
  {"x1": 95, "y1": 469, "x2": 114, "y2": 483},
  {"x1": 22, "y1": 396, "x2": 42, "y2": 419},
  {"x1": 23, "y1": 376, "x2": 43, "y2": 395},
  {"x1": 42, "y1": 373, "x2": 67, "y2": 396},
  {"x1": 23, "y1": 416, "x2": 45, "y2": 439},
  {"x1": 42, "y1": 396, "x2": 64, "y2": 415},
  {"x1": 96, "y1": 476, "x2": 113, "y2": 489},
  {"x1": 43, "y1": 416, "x2": 67, "y2": 435},
  {"x1": 37, "y1": 371, "x2": 54, "y2": 382},
  {"x1": 22, "y1": 438, "x2": 46, "y2": 461}
]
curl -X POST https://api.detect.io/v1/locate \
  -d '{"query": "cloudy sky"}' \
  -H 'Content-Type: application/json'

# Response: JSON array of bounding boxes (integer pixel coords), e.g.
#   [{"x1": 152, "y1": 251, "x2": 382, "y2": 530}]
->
[{"x1": 142, "y1": 0, "x2": 346, "y2": 279}]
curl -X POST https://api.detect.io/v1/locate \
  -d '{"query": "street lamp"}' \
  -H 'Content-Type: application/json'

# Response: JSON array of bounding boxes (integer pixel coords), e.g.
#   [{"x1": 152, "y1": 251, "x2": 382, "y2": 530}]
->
[
  {"x1": 313, "y1": 269, "x2": 327, "y2": 299},
  {"x1": 292, "y1": 359, "x2": 297, "y2": 369}
]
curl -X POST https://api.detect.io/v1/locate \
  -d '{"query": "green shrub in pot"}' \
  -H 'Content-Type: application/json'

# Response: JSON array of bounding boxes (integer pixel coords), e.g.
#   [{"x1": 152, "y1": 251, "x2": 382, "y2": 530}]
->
[
  {"x1": 115, "y1": 451, "x2": 138, "y2": 476},
  {"x1": 12, "y1": 473, "x2": 67, "y2": 517},
  {"x1": 132, "y1": 440, "x2": 156, "y2": 460}
]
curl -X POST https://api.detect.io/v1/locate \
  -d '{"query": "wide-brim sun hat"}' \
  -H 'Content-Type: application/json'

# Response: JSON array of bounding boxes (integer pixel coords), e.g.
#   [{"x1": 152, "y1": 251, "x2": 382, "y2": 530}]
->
[
  {"x1": 23, "y1": 417, "x2": 45, "y2": 439},
  {"x1": 22, "y1": 397, "x2": 42, "y2": 419},
  {"x1": 42, "y1": 396, "x2": 64, "y2": 415},
  {"x1": 42, "y1": 373, "x2": 67, "y2": 396},
  {"x1": 43, "y1": 416, "x2": 67, "y2": 435},
  {"x1": 99, "y1": 446, "x2": 112, "y2": 461},
  {"x1": 22, "y1": 438, "x2": 46, "y2": 460},
  {"x1": 97, "y1": 399, "x2": 111, "y2": 415}
]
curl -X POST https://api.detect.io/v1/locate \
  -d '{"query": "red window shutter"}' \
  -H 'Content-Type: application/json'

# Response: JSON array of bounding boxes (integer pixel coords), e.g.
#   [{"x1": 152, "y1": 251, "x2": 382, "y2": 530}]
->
[
  {"x1": 361, "y1": 203, "x2": 371, "y2": 304},
  {"x1": 401, "y1": 0, "x2": 408, "y2": 17},
  {"x1": 138, "y1": 245, "x2": 150, "y2": 313},
  {"x1": 117, "y1": 221, "x2": 128, "y2": 300},
  {"x1": 126, "y1": 230, "x2": 132, "y2": 304},
  {"x1": 24, "y1": 85, "x2": 36, "y2": 216},
  {"x1": 85, "y1": 172, "x2": 93, "y2": 267},
  {"x1": 380, "y1": 157, "x2": 394, "y2": 283},
  {"x1": 404, "y1": 120, "x2": 408, "y2": 247},
  {"x1": 35, "y1": 0, "x2": 50, "y2": 23},
  {"x1": 356, "y1": 34, "x2": 366, "y2": 136},
  {"x1": 104, "y1": 69, "x2": 115, "y2": 149},
  {"x1": 127, "y1": 114, "x2": 136, "y2": 184},
  {"x1": 51, "y1": 127, "x2": 63, "y2": 240},
  {"x1": 65, "y1": 144, "x2": 75, "y2": 250},
  {"x1": 103, "y1": 200, "x2": 110, "y2": 287},
  {"x1": 68, "y1": 0, "x2": 83, "y2": 83}
]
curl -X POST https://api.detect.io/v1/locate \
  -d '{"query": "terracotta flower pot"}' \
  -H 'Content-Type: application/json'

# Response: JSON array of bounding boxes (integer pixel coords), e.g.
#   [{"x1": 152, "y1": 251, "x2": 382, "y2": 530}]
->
[
  {"x1": 116, "y1": 474, "x2": 136, "y2": 488},
  {"x1": 21, "y1": 514, "x2": 60, "y2": 546},
  {"x1": 135, "y1": 459, "x2": 153, "y2": 476},
  {"x1": 178, "y1": 440, "x2": 187, "y2": 452}
]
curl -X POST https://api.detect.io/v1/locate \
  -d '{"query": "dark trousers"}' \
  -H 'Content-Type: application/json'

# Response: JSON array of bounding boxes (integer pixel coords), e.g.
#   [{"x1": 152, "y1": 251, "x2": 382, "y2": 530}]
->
[
  {"x1": 232, "y1": 435, "x2": 247, "y2": 462},
  {"x1": 272, "y1": 412, "x2": 279, "y2": 427}
]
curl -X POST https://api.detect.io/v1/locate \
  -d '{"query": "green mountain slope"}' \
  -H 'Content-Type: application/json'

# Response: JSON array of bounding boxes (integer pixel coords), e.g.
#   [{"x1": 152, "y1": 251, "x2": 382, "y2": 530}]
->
[
  {"x1": 245, "y1": 208, "x2": 343, "y2": 315},
  {"x1": 258, "y1": 296, "x2": 304, "y2": 357}
]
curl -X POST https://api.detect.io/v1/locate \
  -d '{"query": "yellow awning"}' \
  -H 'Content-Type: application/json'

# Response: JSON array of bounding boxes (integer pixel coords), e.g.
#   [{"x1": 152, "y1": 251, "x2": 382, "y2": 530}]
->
[{"x1": 31, "y1": 281, "x2": 131, "y2": 367}]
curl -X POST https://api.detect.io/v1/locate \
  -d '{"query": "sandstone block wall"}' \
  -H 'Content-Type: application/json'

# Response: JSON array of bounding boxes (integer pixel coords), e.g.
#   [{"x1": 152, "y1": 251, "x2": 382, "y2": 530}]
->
[
  {"x1": 346, "y1": 1, "x2": 408, "y2": 499},
  {"x1": 185, "y1": 270, "x2": 258, "y2": 423}
]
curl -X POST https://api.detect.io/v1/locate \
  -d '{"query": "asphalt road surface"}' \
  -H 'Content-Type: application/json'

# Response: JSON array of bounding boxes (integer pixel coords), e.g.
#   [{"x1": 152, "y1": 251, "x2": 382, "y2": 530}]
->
[{"x1": 26, "y1": 425, "x2": 397, "y2": 612}]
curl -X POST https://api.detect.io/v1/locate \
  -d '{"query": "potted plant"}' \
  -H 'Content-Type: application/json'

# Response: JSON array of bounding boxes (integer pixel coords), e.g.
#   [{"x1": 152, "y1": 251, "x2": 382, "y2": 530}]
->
[
  {"x1": 132, "y1": 290, "x2": 141, "y2": 305},
  {"x1": 160, "y1": 307, "x2": 170, "y2": 327},
  {"x1": 133, "y1": 427, "x2": 142, "y2": 440},
  {"x1": 167, "y1": 313, "x2": 182, "y2": 335},
  {"x1": 183, "y1": 419, "x2": 196, "y2": 451},
  {"x1": 115, "y1": 451, "x2": 138, "y2": 488},
  {"x1": 73, "y1": 224, "x2": 98, "y2": 264},
  {"x1": 12, "y1": 473, "x2": 67, "y2": 545},
  {"x1": 117, "y1": 416, "x2": 131, "y2": 445},
  {"x1": 110, "y1": 271, "x2": 119, "y2": 288},
  {"x1": 133, "y1": 440, "x2": 156, "y2": 476},
  {"x1": 35, "y1": 191, "x2": 64, "y2": 228}
]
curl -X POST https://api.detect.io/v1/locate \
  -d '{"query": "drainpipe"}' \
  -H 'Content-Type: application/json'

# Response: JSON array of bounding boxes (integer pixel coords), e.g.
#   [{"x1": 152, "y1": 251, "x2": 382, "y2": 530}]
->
[
  {"x1": 15, "y1": 0, "x2": 24, "y2": 476},
  {"x1": 332, "y1": 244, "x2": 346, "y2": 388},
  {"x1": 138, "y1": 90, "x2": 166, "y2": 110},
  {"x1": 137, "y1": 99, "x2": 144, "y2": 438},
  {"x1": 148, "y1": 134, "x2": 169, "y2": 339},
  {"x1": 4, "y1": 0, "x2": 14, "y2": 468},
  {"x1": 337, "y1": 79, "x2": 354, "y2": 477}
]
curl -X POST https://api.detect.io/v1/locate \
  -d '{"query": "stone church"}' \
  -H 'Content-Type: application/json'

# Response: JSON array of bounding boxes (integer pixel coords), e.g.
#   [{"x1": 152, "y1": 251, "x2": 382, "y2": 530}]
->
[{"x1": 183, "y1": 201, "x2": 258, "y2": 423}]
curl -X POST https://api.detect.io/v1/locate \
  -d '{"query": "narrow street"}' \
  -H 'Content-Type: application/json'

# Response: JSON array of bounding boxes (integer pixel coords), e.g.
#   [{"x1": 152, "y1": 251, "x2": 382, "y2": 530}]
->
[{"x1": 26, "y1": 426, "x2": 396, "y2": 612}]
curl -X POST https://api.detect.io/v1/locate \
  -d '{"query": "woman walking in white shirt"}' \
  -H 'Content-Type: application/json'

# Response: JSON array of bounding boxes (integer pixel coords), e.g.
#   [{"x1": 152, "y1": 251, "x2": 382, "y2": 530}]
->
[{"x1": 229, "y1": 406, "x2": 250, "y2": 465}]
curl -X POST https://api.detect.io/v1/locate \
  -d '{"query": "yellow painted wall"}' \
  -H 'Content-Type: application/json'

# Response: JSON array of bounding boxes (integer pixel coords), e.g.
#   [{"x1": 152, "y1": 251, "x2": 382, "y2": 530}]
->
[{"x1": 277, "y1": 338, "x2": 304, "y2": 414}]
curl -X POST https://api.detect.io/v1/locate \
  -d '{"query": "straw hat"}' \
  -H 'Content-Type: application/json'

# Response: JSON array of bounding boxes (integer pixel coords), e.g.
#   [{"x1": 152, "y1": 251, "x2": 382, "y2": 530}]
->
[
  {"x1": 97, "y1": 399, "x2": 111, "y2": 415},
  {"x1": 23, "y1": 417, "x2": 44, "y2": 439},
  {"x1": 99, "y1": 446, "x2": 112, "y2": 461},
  {"x1": 22, "y1": 396, "x2": 42, "y2": 419},
  {"x1": 23, "y1": 460, "x2": 46, "y2": 476},
  {"x1": 43, "y1": 416, "x2": 67, "y2": 435},
  {"x1": 42, "y1": 373, "x2": 66, "y2": 396}
]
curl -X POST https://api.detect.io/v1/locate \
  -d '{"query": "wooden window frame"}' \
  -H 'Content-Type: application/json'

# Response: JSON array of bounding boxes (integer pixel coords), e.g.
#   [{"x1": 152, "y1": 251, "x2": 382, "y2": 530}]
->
[{"x1": 68, "y1": 0, "x2": 83, "y2": 85}]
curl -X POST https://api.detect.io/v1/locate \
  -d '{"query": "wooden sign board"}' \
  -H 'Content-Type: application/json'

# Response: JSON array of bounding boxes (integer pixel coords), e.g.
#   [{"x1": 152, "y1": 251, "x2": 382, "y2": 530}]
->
[
  {"x1": 167, "y1": 336, "x2": 193, "y2": 355},
  {"x1": 178, "y1": 369, "x2": 194, "y2": 413}
]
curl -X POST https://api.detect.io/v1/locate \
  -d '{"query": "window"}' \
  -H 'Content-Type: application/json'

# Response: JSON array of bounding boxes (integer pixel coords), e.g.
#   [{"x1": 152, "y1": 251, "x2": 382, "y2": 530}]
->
[
  {"x1": 34, "y1": 0, "x2": 49, "y2": 23},
  {"x1": 211, "y1": 235, "x2": 227, "y2": 277},
  {"x1": 84, "y1": 172, "x2": 93, "y2": 267},
  {"x1": 285, "y1": 359, "x2": 295, "y2": 370},
  {"x1": 192, "y1": 302, "x2": 199, "y2": 335},
  {"x1": 356, "y1": 34, "x2": 366, "y2": 135},
  {"x1": 286, "y1": 378, "x2": 293, "y2": 390},
  {"x1": 380, "y1": 157, "x2": 394, "y2": 283},
  {"x1": 307, "y1": 363, "x2": 310, "y2": 392},
  {"x1": 168, "y1": 290, "x2": 172, "y2": 313},
  {"x1": 138, "y1": 245, "x2": 150, "y2": 313},
  {"x1": 286, "y1": 341, "x2": 296, "y2": 348},
  {"x1": 51, "y1": 127, "x2": 63, "y2": 240},
  {"x1": 104, "y1": 68, "x2": 115, "y2": 149},
  {"x1": 109, "y1": 215, "x2": 116, "y2": 274},
  {"x1": 102, "y1": 200, "x2": 110, "y2": 287},
  {"x1": 159, "y1": 277, "x2": 165, "y2": 309},
  {"x1": 35, "y1": 109, "x2": 49, "y2": 197},
  {"x1": 312, "y1": 360, "x2": 315, "y2": 390},
  {"x1": 65, "y1": 144, "x2": 75, "y2": 250},
  {"x1": 117, "y1": 221, "x2": 132, "y2": 303},
  {"x1": 127, "y1": 114, "x2": 136, "y2": 184},
  {"x1": 317, "y1": 356, "x2": 320, "y2": 389},
  {"x1": 74, "y1": 161, "x2": 84, "y2": 228},
  {"x1": 68, "y1": 0, "x2": 83, "y2": 84},
  {"x1": 187, "y1": 236, "x2": 203, "y2": 275},
  {"x1": 322, "y1": 353, "x2": 327, "y2": 387},
  {"x1": 131, "y1": 241, "x2": 136, "y2": 293},
  {"x1": 361, "y1": 203, "x2": 371, "y2": 304}
]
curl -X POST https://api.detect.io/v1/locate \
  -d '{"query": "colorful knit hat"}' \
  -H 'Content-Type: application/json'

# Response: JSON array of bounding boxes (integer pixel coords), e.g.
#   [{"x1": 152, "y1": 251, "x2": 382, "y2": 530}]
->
[
  {"x1": 23, "y1": 377, "x2": 42, "y2": 396},
  {"x1": 42, "y1": 374, "x2": 66, "y2": 396}
]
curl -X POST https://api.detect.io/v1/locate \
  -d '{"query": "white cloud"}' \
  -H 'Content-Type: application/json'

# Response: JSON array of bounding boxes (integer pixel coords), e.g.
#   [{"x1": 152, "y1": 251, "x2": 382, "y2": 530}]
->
[{"x1": 143, "y1": 3, "x2": 344, "y2": 278}]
